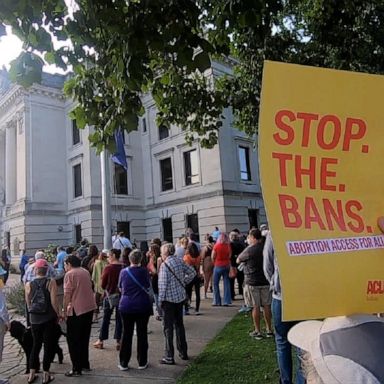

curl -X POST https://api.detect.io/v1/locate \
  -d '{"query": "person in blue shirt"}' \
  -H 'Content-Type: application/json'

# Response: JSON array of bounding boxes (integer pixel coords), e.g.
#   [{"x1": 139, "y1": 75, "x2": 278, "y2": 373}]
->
[
  {"x1": 54, "y1": 246, "x2": 67, "y2": 275},
  {"x1": 211, "y1": 227, "x2": 221, "y2": 242},
  {"x1": 19, "y1": 250, "x2": 32, "y2": 282}
]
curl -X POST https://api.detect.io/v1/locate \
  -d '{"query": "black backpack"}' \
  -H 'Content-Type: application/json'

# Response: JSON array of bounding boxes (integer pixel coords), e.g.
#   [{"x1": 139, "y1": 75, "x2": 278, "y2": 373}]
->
[{"x1": 29, "y1": 278, "x2": 50, "y2": 314}]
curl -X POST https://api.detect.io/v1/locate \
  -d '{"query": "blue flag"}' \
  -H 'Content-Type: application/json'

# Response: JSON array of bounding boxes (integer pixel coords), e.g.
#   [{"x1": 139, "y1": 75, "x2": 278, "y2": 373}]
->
[{"x1": 111, "y1": 129, "x2": 127, "y2": 170}]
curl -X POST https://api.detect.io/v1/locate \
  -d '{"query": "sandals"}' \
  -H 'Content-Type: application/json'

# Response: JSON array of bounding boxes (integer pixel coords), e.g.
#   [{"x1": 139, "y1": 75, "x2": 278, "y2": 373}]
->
[
  {"x1": 42, "y1": 375, "x2": 55, "y2": 384},
  {"x1": 93, "y1": 340, "x2": 103, "y2": 349},
  {"x1": 64, "y1": 371, "x2": 82, "y2": 377},
  {"x1": 27, "y1": 376, "x2": 38, "y2": 384}
]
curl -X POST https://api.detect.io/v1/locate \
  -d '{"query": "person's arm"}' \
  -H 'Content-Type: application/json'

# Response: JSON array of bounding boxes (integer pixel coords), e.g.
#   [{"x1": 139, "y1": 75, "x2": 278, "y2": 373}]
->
[
  {"x1": 63, "y1": 273, "x2": 73, "y2": 318},
  {"x1": 237, "y1": 247, "x2": 250, "y2": 264},
  {"x1": 101, "y1": 266, "x2": 109, "y2": 290},
  {"x1": 48, "y1": 279, "x2": 60, "y2": 317},
  {"x1": 158, "y1": 263, "x2": 166, "y2": 303},
  {"x1": 211, "y1": 249, "x2": 216, "y2": 263},
  {"x1": 263, "y1": 233, "x2": 275, "y2": 284},
  {"x1": 25, "y1": 282, "x2": 31, "y2": 309}
]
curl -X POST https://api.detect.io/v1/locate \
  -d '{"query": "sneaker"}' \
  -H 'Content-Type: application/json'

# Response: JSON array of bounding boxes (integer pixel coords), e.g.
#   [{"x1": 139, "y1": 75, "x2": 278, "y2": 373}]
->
[
  {"x1": 265, "y1": 332, "x2": 274, "y2": 338},
  {"x1": 195, "y1": 311, "x2": 202, "y2": 316},
  {"x1": 118, "y1": 364, "x2": 129, "y2": 371},
  {"x1": 160, "y1": 357, "x2": 175, "y2": 365},
  {"x1": 250, "y1": 332, "x2": 263, "y2": 340},
  {"x1": 184, "y1": 310, "x2": 190, "y2": 315},
  {"x1": 238, "y1": 305, "x2": 252, "y2": 313},
  {"x1": 179, "y1": 353, "x2": 189, "y2": 360},
  {"x1": 138, "y1": 363, "x2": 148, "y2": 370}
]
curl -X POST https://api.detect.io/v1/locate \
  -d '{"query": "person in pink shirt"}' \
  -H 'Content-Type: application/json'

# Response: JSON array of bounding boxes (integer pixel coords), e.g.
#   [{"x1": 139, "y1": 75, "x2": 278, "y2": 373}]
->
[{"x1": 63, "y1": 255, "x2": 96, "y2": 377}]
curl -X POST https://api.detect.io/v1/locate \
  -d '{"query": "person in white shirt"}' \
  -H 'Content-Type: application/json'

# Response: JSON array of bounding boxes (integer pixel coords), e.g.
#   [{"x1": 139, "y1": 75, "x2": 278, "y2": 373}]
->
[{"x1": 112, "y1": 232, "x2": 133, "y2": 251}]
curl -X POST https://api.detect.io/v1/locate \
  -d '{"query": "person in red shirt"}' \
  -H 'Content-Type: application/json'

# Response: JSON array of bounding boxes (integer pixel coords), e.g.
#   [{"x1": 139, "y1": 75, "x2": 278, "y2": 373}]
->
[
  {"x1": 93, "y1": 249, "x2": 123, "y2": 351},
  {"x1": 211, "y1": 233, "x2": 232, "y2": 306}
]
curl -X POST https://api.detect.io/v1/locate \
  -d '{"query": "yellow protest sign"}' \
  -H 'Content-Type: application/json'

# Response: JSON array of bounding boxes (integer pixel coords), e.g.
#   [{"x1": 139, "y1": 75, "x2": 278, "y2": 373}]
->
[{"x1": 259, "y1": 61, "x2": 384, "y2": 320}]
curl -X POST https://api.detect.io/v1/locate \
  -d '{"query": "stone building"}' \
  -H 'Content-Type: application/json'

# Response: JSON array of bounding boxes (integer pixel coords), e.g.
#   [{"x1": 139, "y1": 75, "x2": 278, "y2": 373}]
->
[{"x1": 0, "y1": 61, "x2": 266, "y2": 257}]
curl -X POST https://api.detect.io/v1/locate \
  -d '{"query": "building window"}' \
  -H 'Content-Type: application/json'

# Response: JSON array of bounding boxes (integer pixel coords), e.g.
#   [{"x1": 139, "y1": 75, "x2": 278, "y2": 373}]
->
[
  {"x1": 238, "y1": 146, "x2": 251, "y2": 181},
  {"x1": 73, "y1": 164, "x2": 82, "y2": 198},
  {"x1": 117, "y1": 221, "x2": 130, "y2": 240},
  {"x1": 160, "y1": 158, "x2": 173, "y2": 191},
  {"x1": 74, "y1": 224, "x2": 82, "y2": 244},
  {"x1": 142, "y1": 117, "x2": 147, "y2": 133},
  {"x1": 248, "y1": 209, "x2": 258, "y2": 229},
  {"x1": 184, "y1": 149, "x2": 199, "y2": 185},
  {"x1": 162, "y1": 218, "x2": 173, "y2": 243},
  {"x1": 186, "y1": 213, "x2": 199, "y2": 240},
  {"x1": 114, "y1": 164, "x2": 128, "y2": 195},
  {"x1": 72, "y1": 119, "x2": 80, "y2": 145},
  {"x1": 159, "y1": 125, "x2": 169, "y2": 140}
]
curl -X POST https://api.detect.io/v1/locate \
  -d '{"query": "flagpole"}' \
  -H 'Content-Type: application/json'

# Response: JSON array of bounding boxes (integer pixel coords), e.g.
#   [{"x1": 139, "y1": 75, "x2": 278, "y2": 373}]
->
[{"x1": 100, "y1": 149, "x2": 112, "y2": 249}]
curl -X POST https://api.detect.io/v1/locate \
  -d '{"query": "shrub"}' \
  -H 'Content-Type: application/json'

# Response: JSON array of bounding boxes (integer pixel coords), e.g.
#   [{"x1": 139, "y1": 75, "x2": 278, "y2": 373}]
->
[{"x1": 6, "y1": 283, "x2": 26, "y2": 316}]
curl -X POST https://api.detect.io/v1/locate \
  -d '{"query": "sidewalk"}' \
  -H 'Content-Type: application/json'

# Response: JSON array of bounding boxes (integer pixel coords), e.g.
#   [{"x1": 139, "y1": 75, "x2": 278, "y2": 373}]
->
[{"x1": 3, "y1": 274, "x2": 240, "y2": 384}]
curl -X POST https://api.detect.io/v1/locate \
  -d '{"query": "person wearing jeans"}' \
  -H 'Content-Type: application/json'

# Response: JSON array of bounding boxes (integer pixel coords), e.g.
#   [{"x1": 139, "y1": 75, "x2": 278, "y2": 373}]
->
[
  {"x1": 272, "y1": 298, "x2": 305, "y2": 384},
  {"x1": 212, "y1": 233, "x2": 232, "y2": 306},
  {"x1": 263, "y1": 232, "x2": 305, "y2": 384},
  {"x1": 212, "y1": 266, "x2": 231, "y2": 306},
  {"x1": 93, "y1": 249, "x2": 123, "y2": 350},
  {"x1": 99, "y1": 298, "x2": 122, "y2": 343}
]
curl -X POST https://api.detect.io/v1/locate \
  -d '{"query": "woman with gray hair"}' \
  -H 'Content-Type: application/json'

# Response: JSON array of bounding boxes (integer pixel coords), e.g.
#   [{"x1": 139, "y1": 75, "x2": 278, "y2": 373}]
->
[{"x1": 117, "y1": 249, "x2": 153, "y2": 371}]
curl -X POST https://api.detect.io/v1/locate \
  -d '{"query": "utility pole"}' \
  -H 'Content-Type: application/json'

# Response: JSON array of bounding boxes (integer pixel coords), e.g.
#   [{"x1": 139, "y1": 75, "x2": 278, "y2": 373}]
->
[{"x1": 100, "y1": 150, "x2": 112, "y2": 249}]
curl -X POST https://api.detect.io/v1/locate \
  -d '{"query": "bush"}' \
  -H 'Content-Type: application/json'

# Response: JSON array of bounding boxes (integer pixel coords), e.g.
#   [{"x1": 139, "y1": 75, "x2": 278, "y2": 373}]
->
[{"x1": 6, "y1": 283, "x2": 26, "y2": 316}]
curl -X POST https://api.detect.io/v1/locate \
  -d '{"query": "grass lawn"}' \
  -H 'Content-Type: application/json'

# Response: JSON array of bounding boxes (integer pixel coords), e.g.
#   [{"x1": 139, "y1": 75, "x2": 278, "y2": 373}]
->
[{"x1": 177, "y1": 313, "x2": 280, "y2": 384}]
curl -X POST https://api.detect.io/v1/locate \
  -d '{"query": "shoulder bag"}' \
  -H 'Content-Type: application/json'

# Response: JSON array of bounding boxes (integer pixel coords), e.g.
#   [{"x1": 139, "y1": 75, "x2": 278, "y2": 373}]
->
[{"x1": 126, "y1": 267, "x2": 154, "y2": 302}]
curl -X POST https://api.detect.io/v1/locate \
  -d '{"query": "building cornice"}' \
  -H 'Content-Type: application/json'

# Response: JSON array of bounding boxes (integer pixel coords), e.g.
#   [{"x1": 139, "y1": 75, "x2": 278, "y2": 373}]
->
[{"x1": 0, "y1": 83, "x2": 65, "y2": 120}]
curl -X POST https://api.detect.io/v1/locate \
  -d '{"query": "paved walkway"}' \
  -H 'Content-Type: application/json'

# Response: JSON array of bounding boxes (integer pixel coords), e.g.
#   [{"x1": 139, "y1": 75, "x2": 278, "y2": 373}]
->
[{"x1": 2, "y1": 274, "x2": 240, "y2": 384}]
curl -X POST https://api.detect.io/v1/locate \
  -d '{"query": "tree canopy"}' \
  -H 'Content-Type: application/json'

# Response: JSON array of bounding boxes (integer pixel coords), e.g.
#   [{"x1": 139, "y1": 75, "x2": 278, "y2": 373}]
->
[{"x1": 1, "y1": 0, "x2": 384, "y2": 150}]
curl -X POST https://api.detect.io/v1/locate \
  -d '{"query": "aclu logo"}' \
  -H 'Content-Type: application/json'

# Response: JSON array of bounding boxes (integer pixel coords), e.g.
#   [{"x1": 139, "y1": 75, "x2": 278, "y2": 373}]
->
[{"x1": 366, "y1": 280, "x2": 384, "y2": 296}]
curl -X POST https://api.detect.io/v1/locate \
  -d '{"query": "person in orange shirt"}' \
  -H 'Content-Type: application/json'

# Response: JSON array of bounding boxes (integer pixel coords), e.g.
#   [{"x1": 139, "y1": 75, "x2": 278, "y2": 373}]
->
[{"x1": 183, "y1": 243, "x2": 202, "y2": 315}]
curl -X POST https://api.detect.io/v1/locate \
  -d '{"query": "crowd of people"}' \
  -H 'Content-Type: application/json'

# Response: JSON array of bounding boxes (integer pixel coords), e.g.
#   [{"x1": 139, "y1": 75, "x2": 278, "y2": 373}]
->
[
  {"x1": 7, "y1": 224, "x2": 377, "y2": 384},
  {"x1": 0, "y1": 227, "x2": 279, "y2": 381}
]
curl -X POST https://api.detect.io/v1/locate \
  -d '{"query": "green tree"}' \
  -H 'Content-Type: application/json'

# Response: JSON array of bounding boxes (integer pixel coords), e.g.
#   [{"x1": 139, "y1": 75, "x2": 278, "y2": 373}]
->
[
  {"x1": 0, "y1": 0, "x2": 224, "y2": 150},
  {"x1": 2, "y1": 1, "x2": 384, "y2": 149}
]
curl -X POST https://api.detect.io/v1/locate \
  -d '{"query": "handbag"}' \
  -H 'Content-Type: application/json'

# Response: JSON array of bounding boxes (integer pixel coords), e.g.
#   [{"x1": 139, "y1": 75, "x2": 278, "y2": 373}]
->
[
  {"x1": 106, "y1": 291, "x2": 120, "y2": 308},
  {"x1": 229, "y1": 266, "x2": 237, "y2": 279},
  {"x1": 126, "y1": 268, "x2": 154, "y2": 302}
]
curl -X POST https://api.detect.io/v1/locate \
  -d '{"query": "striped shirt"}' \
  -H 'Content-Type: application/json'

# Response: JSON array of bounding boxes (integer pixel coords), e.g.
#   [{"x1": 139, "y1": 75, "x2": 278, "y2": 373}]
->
[{"x1": 158, "y1": 255, "x2": 196, "y2": 304}]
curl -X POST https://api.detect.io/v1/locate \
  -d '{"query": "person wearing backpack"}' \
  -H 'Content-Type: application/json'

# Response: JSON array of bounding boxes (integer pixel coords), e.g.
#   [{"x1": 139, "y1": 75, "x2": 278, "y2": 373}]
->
[{"x1": 25, "y1": 258, "x2": 60, "y2": 384}]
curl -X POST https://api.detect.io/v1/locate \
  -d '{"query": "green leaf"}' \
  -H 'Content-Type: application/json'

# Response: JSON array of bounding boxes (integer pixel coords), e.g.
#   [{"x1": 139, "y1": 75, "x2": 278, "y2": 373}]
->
[{"x1": 44, "y1": 51, "x2": 56, "y2": 65}]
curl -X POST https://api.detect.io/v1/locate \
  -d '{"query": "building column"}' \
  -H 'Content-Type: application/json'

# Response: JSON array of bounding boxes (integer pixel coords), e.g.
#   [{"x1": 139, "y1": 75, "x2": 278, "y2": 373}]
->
[{"x1": 5, "y1": 120, "x2": 17, "y2": 206}]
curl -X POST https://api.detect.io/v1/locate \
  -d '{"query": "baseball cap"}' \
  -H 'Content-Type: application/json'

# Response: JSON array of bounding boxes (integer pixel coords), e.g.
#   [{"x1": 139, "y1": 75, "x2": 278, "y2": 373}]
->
[
  {"x1": 35, "y1": 259, "x2": 48, "y2": 268},
  {"x1": 288, "y1": 314, "x2": 384, "y2": 384}
]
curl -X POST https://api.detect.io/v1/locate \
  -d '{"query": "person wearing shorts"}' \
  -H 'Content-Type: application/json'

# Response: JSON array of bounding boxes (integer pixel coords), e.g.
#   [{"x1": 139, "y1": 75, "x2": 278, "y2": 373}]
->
[{"x1": 237, "y1": 228, "x2": 273, "y2": 340}]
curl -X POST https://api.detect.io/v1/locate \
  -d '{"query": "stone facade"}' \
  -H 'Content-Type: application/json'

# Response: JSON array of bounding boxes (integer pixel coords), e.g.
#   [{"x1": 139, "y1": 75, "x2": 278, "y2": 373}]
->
[{"x1": 0, "y1": 62, "x2": 266, "y2": 257}]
